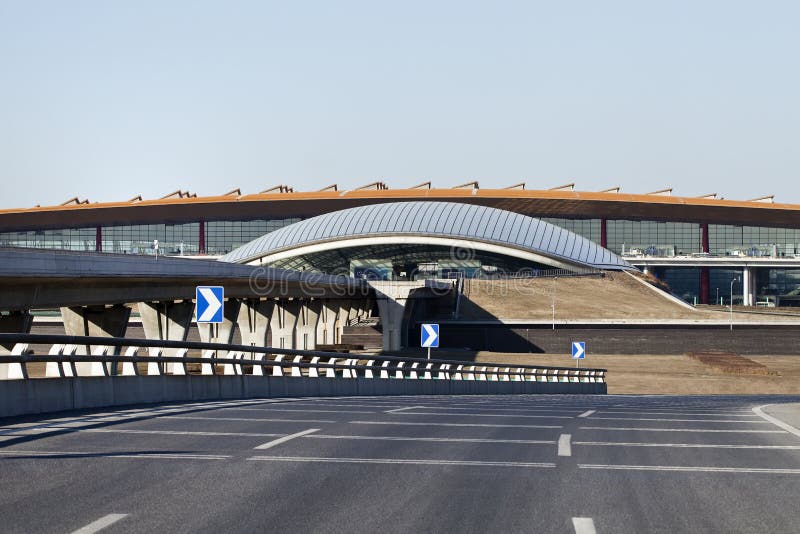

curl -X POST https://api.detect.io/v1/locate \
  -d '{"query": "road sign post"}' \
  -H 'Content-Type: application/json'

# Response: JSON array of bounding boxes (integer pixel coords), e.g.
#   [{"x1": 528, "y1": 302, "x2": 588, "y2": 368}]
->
[
  {"x1": 196, "y1": 286, "x2": 224, "y2": 324},
  {"x1": 421, "y1": 323, "x2": 439, "y2": 360},
  {"x1": 571, "y1": 341, "x2": 586, "y2": 368}
]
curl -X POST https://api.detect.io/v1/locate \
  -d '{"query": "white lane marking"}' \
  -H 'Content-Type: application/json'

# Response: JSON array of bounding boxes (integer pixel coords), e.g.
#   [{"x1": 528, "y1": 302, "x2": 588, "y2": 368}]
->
[
  {"x1": 387, "y1": 411, "x2": 574, "y2": 420},
  {"x1": 578, "y1": 464, "x2": 800, "y2": 475},
  {"x1": 387, "y1": 406, "x2": 581, "y2": 414},
  {"x1": 306, "y1": 435, "x2": 557, "y2": 445},
  {"x1": 254, "y1": 428, "x2": 320, "y2": 450},
  {"x1": 71, "y1": 513, "x2": 129, "y2": 534},
  {"x1": 165, "y1": 416, "x2": 335, "y2": 423},
  {"x1": 588, "y1": 417, "x2": 768, "y2": 423},
  {"x1": 572, "y1": 517, "x2": 597, "y2": 534},
  {"x1": 81, "y1": 429, "x2": 284, "y2": 438},
  {"x1": 600, "y1": 411, "x2": 757, "y2": 417},
  {"x1": 350, "y1": 421, "x2": 562, "y2": 429},
  {"x1": 558, "y1": 434, "x2": 572, "y2": 457},
  {"x1": 0, "y1": 450, "x2": 230, "y2": 460},
  {"x1": 385, "y1": 406, "x2": 426, "y2": 414},
  {"x1": 248, "y1": 456, "x2": 557, "y2": 468},
  {"x1": 221, "y1": 407, "x2": 376, "y2": 414},
  {"x1": 579, "y1": 427, "x2": 786, "y2": 433},
  {"x1": 578, "y1": 410, "x2": 596, "y2": 418},
  {"x1": 752, "y1": 404, "x2": 800, "y2": 439},
  {"x1": 574, "y1": 441, "x2": 800, "y2": 450}
]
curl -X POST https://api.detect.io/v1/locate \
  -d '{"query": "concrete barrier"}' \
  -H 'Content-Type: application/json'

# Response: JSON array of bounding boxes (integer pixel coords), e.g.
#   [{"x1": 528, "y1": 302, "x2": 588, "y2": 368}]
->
[{"x1": 0, "y1": 375, "x2": 606, "y2": 419}]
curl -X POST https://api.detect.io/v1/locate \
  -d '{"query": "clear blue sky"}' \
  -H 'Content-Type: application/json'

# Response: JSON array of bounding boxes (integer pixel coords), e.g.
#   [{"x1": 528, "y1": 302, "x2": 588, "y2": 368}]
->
[{"x1": 1, "y1": 0, "x2": 798, "y2": 208}]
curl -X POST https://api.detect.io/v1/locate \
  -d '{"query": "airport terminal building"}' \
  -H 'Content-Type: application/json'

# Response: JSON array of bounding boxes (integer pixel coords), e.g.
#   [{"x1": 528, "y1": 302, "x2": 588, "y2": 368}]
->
[{"x1": 1, "y1": 182, "x2": 800, "y2": 306}]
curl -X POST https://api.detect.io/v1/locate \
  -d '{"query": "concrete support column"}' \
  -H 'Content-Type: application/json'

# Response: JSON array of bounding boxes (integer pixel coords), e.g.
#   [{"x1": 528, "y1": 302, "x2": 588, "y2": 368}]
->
[
  {"x1": 0, "y1": 311, "x2": 32, "y2": 379},
  {"x1": 317, "y1": 299, "x2": 344, "y2": 346},
  {"x1": 60, "y1": 305, "x2": 131, "y2": 376},
  {"x1": 295, "y1": 300, "x2": 322, "y2": 350},
  {"x1": 335, "y1": 301, "x2": 352, "y2": 342},
  {"x1": 197, "y1": 299, "x2": 241, "y2": 374},
  {"x1": 270, "y1": 299, "x2": 300, "y2": 350},
  {"x1": 237, "y1": 299, "x2": 273, "y2": 347},
  {"x1": 0, "y1": 311, "x2": 33, "y2": 353},
  {"x1": 742, "y1": 267, "x2": 756, "y2": 307},
  {"x1": 61, "y1": 305, "x2": 130, "y2": 350},
  {"x1": 138, "y1": 301, "x2": 194, "y2": 374},
  {"x1": 370, "y1": 284, "x2": 420, "y2": 352}
]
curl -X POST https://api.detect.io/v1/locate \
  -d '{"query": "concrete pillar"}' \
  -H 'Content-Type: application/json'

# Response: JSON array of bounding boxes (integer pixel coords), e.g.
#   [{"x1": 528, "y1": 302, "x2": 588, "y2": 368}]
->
[
  {"x1": 61, "y1": 304, "x2": 130, "y2": 351},
  {"x1": 743, "y1": 267, "x2": 756, "y2": 306},
  {"x1": 197, "y1": 299, "x2": 240, "y2": 347},
  {"x1": 197, "y1": 299, "x2": 241, "y2": 375},
  {"x1": 0, "y1": 311, "x2": 33, "y2": 353},
  {"x1": 138, "y1": 301, "x2": 194, "y2": 374},
  {"x1": 336, "y1": 301, "x2": 352, "y2": 340},
  {"x1": 317, "y1": 299, "x2": 344, "y2": 346},
  {"x1": 270, "y1": 299, "x2": 300, "y2": 350},
  {"x1": 60, "y1": 305, "x2": 131, "y2": 375},
  {"x1": 295, "y1": 300, "x2": 322, "y2": 350},
  {"x1": 237, "y1": 299, "x2": 273, "y2": 347}
]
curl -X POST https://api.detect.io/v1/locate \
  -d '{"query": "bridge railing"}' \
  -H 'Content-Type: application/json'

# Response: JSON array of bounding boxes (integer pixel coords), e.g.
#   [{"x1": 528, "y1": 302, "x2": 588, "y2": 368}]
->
[{"x1": 0, "y1": 333, "x2": 605, "y2": 385}]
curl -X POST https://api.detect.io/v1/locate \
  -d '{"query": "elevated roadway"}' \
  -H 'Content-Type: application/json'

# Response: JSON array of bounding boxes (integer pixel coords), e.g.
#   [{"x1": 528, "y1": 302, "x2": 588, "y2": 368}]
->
[{"x1": 1, "y1": 395, "x2": 800, "y2": 533}]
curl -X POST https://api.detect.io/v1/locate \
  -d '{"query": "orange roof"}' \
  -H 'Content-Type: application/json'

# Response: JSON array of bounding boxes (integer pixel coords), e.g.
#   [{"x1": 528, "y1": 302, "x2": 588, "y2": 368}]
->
[{"x1": 1, "y1": 187, "x2": 799, "y2": 230}]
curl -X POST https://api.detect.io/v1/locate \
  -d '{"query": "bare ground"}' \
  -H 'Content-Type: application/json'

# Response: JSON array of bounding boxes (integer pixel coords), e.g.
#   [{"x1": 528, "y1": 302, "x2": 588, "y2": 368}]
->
[{"x1": 468, "y1": 352, "x2": 800, "y2": 395}]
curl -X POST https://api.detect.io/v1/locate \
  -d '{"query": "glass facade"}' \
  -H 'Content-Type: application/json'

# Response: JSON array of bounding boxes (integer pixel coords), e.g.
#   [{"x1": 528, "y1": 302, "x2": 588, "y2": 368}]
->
[
  {"x1": 708, "y1": 268, "x2": 743, "y2": 306},
  {"x1": 654, "y1": 267, "x2": 701, "y2": 304},
  {"x1": 205, "y1": 219, "x2": 299, "y2": 255},
  {"x1": 0, "y1": 219, "x2": 299, "y2": 255},
  {"x1": 539, "y1": 218, "x2": 601, "y2": 244},
  {"x1": 267, "y1": 244, "x2": 553, "y2": 280},
  {"x1": 756, "y1": 268, "x2": 800, "y2": 306},
  {"x1": 607, "y1": 220, "x2": 701, "y2": 256},
  {"x1": 709, "y1": 225, "x2": 800, "y2": 257},
  {"x1": 102, "y1": 223, "x2": 199, "y2": 255},
  {"x1": 0, "y1": 227, "x2": 97, "y2": 250}
]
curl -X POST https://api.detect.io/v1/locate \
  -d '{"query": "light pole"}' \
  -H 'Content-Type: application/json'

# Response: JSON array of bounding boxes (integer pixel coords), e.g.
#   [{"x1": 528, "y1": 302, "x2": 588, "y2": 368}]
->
[
  {"x1": 716, "y1": 287, "x2": 719, "y2": 305},
  {"x1": 730, "y1": 277, "x2": 739, "y2": 331},
  {"x1": 551, "y1": 276, "x2": 558, "y2": 330}
]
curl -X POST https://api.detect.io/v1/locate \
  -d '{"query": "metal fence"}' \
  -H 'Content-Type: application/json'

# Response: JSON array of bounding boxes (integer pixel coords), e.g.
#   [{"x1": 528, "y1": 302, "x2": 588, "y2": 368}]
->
[{"x1": 0, "y1": 334, "x2": 605, "y2": 384}]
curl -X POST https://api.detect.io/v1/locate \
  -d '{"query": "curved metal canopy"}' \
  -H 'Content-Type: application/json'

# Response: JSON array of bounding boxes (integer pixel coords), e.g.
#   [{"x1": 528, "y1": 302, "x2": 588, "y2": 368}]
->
[{"x1": 220, "y1": 201, "x2": 632, "y2": 271}]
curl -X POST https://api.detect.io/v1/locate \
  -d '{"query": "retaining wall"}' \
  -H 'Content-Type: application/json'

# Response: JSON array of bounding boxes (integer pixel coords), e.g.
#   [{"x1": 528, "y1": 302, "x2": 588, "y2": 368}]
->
[{"x1": 0, "y1": 376, "x2": 606, "y2": 419}]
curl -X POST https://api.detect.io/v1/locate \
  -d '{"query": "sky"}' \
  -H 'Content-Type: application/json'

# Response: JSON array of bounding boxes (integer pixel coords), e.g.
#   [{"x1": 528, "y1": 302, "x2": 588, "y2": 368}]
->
[{"x1": 0, "y1": 0, "x2": 798, "y2": 209}]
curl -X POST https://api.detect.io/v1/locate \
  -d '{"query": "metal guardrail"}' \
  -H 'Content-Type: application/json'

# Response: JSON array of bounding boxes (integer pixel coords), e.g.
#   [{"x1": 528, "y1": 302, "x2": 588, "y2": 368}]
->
[{"x1": 0, "y1": 334, "x2": 606, "y2": 384}]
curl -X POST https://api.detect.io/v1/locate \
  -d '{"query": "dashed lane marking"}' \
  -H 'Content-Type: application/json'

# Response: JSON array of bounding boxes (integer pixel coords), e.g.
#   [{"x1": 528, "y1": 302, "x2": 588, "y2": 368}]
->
[
  {"x1": 254, "y1": 428, "x2": 320, "y2": 450},
  {"x1": 164, "y1": 416, "x2": 336, "y2": 424},
  {"x1": 247, "y1": 456, "x2": 557, "y2": 468},
  {"x1": 587, "y1": 417, "x2": 769, "y2": 423},
  {"x1": 558, "y1": 434, "x2": 572, "y2": 457},
  {"x1": 306, "y1": 435, "x2": 557, "y2": 445},
  {"x1": 81, "y1": 429, "x2": 286, "y2": 438},
  {"x1": 350, "y1": 421, "x2": 562, "y2": 429},
  {"x1": 574, "y1": 441, "x2": 800, "y2": 449},
  {"x1": 220, "y1": 407, "x2": 376, "y2": 414},
  {"x1": 71, "y1": 514, "x2": 129, "y2": 534},
  {"x1": 578, "y1": 410, "x2": 596, "y2": 418},
  {"x1": 572, "y1": 517, "x2": 597, "y2": 534},
  {"x1": 386, "y1": 411, "x2": 574, "y2": 419},
  {"x1": 599, "y1": 411, "x2": 757, "y2": 417},
  {"x1": 385, "y1": 406, "x2": 426, "y2": 414},
  {"x1": 578, "y1": 464, "x2": 800, "y2": 475},
  {"x1": 579, "y1": 427, "x2": 786, "y2": 433}
]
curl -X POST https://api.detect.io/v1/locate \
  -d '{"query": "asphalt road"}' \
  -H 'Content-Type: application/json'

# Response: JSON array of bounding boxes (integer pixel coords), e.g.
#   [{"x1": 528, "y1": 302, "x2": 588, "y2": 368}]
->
[{"x1": 1, "y1": 395, "x2": 800, "y2": 534}]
